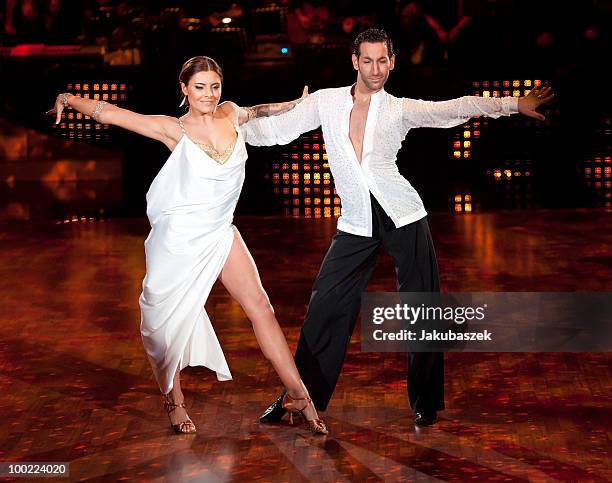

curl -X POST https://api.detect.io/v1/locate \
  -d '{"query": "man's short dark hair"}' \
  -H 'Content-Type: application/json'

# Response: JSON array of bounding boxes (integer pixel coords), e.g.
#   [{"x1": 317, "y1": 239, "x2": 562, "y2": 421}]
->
[{"x1": 353, "y1": 28, "x2": 395, "y2": 58}]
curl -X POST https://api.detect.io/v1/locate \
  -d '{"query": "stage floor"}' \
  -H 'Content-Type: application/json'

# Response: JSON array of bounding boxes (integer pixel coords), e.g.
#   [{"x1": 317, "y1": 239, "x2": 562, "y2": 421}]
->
[{"x1": 0, "y1": 210, "x2": 610, "y2": 481}]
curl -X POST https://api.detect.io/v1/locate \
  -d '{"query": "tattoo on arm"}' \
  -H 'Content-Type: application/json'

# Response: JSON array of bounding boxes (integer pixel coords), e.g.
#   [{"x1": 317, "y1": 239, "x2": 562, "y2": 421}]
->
[{"x1": 245, "y1": 97, "x2": 304, "y2": 121}]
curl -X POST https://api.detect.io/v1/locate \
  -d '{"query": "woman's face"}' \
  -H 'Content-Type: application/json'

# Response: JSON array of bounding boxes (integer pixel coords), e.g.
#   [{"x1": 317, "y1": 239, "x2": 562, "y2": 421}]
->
[{"x1": 181, "y1": 70, "x2": 222, "y2": 114}]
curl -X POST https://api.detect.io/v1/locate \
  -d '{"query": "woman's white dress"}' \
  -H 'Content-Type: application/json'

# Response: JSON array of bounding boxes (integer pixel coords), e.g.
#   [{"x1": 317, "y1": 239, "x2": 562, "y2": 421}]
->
[{"x1": 139, "y1": 124, "x2": 247, "y2": 394}]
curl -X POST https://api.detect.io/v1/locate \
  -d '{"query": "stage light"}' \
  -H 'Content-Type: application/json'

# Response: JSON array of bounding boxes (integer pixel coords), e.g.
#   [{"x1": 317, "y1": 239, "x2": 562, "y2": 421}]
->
[
  {"x1": 281, "y1": 47, "x2": 288, "y2": 54},
  {"x1": 268, "y1": 130, "x2": 340, "y2": 218},
  {"x1": 222, "y1": 17, "x2": 232, "y2": 24}
]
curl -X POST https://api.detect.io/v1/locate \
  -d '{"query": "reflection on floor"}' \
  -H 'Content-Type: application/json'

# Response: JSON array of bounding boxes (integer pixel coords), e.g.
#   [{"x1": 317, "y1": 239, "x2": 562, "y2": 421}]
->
[{"x1": 0, "y1": 211, "x2": 610, "y2": 481}]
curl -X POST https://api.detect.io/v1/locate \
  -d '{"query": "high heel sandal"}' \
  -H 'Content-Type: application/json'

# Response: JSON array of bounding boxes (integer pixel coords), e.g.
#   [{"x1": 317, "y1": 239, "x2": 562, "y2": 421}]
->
[
  {"x1": 163, "y1": 394, "x2": 197, "y2": 434},
  {"x1": 281, "y1": 393, "x2": 328, "y2": 435}
]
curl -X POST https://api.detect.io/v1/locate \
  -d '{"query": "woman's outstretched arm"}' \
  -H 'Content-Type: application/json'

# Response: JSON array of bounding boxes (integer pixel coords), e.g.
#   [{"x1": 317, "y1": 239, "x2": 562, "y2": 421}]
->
[
  {"x1": 46, "y1": 93, "x2": 180, "y2": 149},
  {"x1": 231, "y1": 86, "x2": 309, "y2": 126}
]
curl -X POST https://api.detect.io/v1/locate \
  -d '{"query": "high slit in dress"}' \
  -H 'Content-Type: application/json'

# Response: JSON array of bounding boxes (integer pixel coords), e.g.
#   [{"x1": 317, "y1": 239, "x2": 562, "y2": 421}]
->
[{"x1": 139, "y1": 118, "x2": 246, "y2": 394}]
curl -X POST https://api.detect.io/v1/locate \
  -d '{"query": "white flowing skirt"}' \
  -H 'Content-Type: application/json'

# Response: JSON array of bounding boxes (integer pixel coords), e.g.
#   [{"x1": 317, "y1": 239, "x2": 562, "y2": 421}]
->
[{"x1": 139, "y1": 213, "x2": 234, "y2": 394}]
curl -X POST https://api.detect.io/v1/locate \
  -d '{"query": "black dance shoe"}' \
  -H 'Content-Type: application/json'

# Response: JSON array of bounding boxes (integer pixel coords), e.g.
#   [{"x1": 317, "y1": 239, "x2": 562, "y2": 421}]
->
[
  {"x1": 259, "y1": 392, "x2": 287, "y2": 423},
  {"x1": 414, "y1": 410, "x2": 437, "y2": 426}
]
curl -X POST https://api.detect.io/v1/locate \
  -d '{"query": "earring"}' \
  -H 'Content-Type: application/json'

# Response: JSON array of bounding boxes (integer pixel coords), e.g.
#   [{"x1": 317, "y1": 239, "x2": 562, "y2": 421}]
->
[{"x1": 179, "y1": 96, "x2": 187, "y2": 107}]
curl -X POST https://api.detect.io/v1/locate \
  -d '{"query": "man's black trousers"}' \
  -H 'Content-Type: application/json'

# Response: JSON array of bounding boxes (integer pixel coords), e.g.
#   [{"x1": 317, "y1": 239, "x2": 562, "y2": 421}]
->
[{"x1": 294, "y1": 195, "x2": 445, "y2": 413}]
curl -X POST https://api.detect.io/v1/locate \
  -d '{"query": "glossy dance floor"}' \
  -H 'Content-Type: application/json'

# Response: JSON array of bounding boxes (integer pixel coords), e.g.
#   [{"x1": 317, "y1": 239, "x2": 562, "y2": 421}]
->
[{"x1": 0, "y1": 211, "x2": 610, "y2": 481}]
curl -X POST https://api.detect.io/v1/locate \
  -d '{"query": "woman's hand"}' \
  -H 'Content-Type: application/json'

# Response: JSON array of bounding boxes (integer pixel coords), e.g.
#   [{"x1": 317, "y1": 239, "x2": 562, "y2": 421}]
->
[
  {"x1": 297, "y1": 85, "x2": 309, "y2": 103},
  {"x1": 45, "y1": 93, "x2": 73, "y2": 124},
  {"x1": 518, "y1": 86, "x2": 555, "y2": 121}
]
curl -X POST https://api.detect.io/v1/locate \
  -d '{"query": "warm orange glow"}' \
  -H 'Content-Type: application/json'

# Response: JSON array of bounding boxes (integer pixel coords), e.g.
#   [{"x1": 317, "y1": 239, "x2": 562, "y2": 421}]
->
[
  {"x1": 454, "y1": 195, "x2": 462, "y2": 202},
  {"x1": 454, "y1": 203, "x2": 462, "y2": 213}
]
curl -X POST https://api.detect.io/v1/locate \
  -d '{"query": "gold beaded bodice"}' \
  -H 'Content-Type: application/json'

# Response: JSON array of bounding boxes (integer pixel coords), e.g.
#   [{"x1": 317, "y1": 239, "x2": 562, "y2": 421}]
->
[{"x1": 178, "y1": 118, "x2": 238, "y2": 165}]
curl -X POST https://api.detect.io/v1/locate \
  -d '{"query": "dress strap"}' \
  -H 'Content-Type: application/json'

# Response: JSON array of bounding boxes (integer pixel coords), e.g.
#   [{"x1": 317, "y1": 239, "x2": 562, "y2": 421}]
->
[{"x1": 178, "y1": 118, "x2": 186, "y2": 134}]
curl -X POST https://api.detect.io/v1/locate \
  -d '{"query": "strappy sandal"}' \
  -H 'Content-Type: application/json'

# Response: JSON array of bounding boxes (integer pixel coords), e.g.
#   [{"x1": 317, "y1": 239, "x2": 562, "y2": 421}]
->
[{"x1": 163, "y1": 394, "x2": 197, "y2": 434}]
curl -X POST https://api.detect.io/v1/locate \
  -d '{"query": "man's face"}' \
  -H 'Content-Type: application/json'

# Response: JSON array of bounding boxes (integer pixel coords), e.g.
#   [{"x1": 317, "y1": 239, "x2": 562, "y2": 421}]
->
[{"x1": 352, "y1": 41, "x2": 395, "y2": 91}]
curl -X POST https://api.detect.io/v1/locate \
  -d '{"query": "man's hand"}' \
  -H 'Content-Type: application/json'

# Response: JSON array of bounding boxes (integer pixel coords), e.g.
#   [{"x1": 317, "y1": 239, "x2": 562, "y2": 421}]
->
[{"x1": 518, "y1": 86, "x2": 555, "y2": 121}]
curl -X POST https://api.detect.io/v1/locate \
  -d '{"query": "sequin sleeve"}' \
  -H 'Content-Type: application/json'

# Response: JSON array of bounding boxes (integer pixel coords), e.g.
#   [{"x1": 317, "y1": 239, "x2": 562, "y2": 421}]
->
[
  {"x1": 242, "y1": 90, "x2": 322, "y2": 146},
  {"x1": 402, "y1": 96, "x2": 519, "y2": 130}
]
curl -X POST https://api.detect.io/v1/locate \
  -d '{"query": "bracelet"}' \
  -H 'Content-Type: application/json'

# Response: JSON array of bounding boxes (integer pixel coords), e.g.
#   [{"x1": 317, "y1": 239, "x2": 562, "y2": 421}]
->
[
  {"x1": 59, "y1": 93, "x2": 71, "y2": 107},
  {"x1": 91, "y1": 100, "x2": 107, "y2": 123}
]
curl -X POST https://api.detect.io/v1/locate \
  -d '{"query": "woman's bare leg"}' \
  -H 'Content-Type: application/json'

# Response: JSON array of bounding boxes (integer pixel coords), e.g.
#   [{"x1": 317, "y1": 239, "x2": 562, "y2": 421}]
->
[{"x1": 219, "y1": 227, "x2": 320, "y2": 422}]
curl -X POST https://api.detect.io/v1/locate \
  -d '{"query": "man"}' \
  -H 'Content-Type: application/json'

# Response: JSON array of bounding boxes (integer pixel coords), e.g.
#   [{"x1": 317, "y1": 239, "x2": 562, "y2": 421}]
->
[{"x1": 243, "y1": 28, "x2": 553, "y2": 426}]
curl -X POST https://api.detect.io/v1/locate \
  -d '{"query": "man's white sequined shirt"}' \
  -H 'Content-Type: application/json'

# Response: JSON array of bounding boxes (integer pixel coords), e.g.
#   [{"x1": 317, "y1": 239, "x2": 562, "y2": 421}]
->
[{"x1": 243, "y1": 86, "x2": 519, "y2": 237}]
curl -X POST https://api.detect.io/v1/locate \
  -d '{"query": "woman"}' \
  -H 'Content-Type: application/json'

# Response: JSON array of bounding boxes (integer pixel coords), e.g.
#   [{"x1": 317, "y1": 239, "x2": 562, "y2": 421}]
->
[{"x1": 46, "y1": 56, "x2": 327, "y2": 435}]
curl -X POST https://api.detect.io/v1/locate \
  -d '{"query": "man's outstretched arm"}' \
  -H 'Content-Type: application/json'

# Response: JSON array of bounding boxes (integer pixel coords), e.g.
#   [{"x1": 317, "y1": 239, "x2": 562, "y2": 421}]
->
[
  {"x1": 402, "y1": 86, "x2": 555, "y2": 129},
  {"x1": 241, "y1": 89, "x2": 322, "y2": 146}
]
